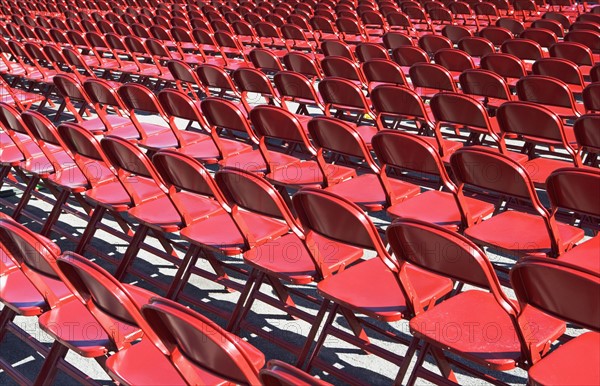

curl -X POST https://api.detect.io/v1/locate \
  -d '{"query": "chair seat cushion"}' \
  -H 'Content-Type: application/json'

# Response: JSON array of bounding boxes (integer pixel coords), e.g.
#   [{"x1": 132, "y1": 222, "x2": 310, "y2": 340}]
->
[
  {"x1": 244, "y1": 233, "x2": 364, "y2": 284},
  {"x1": 326, "y1": 173, "x2": 420, "y2": 211},
  {"x1": 410, "y1": 290, "x2": 566, "y2": 371},
  {"x1": 528, "y1": 332, "x2": 600, "y2": 386},
  {"x1": 557, "y1": 235, "x2": 600, "y2": 272},
  {"x1": 317, "y1": 258, "x2": 453, "y2": 322},
  {"x1": 465, "y1": 211, "x2": 584, "y2": 256},
  {"x1": 180, "y1": 211, "x2": 289, "y2": 256},
  {"x1": 388, "y1": 190, "x2": 495, "y2": 231}
]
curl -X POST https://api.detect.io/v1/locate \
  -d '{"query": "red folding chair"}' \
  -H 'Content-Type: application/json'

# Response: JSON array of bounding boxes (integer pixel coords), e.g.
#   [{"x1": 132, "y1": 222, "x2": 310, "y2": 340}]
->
[
  {"x1": 0, "y1": 219, "x2": 119, "y2": 385},
  {"x1": 302, "y1": 117, "x2": 418, "y2": 211},
  {"x1": 430, "y1": 92, "x2": 528, "y2": 162},
  {"x1": 294, "y1": 189, "x2": 454, "y2": 375},
  {"x1": 52, "y1": 251, "x2": 187, "y2": 385},
  {"x1": 510, "y1": 257, "x2": 600, "y2": 386},
  {"x1": 497, "y1": 101, "x2": 582, "y2": 187},
  {"x1": 451, "y1": 147, "x2": 585, "y2": 258},
  {"x1": 532, "y1": 57, "x2": 587, "y2": 95},
  {"x1": 387, "y1": 219, "x2": 566, "y2": 385},
  {"x1": 317, "y1": 76, "x2": 378, "y2": 144}
]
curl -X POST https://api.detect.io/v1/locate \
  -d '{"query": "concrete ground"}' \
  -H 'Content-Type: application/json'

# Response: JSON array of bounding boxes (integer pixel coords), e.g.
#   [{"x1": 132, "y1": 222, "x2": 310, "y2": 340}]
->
[{"x1": 0, "y1": 94, "x2": 589, "y2": 386}]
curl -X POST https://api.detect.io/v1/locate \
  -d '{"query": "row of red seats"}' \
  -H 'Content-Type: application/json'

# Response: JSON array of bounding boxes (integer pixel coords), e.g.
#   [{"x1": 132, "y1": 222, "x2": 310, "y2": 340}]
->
[
  {"x1": 1, "y1": 120, "x2": 598, "y2": 384},
  {"x1": 0, "y1": 214, "x2": 331, "y2": 385}
]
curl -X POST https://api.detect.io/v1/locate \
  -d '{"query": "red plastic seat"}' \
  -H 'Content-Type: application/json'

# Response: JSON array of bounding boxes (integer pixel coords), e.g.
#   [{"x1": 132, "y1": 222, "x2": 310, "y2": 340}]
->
[
  {"x1": 156, "y1": 88, "x2": 252, "y2": 163},
  {"x1": 355, "y1": 42, "x2": 390, "y2": 62},
  {"x1": 320, "y1": 55, "x2": 369, "y2": 89},
  {"x1": 433, "y1": 48, "x2": 476, "y2": 81},
  {"x1": 431, "y1": 92, "x2": 527, "y2": 163},
  {"x1": 82, "y1": 78, "x2": 145, "y2": 139},
  {"x1": 457, "y1": 36, "x2": 495, "y2": 65},
  {"x1": 249, "y1": 47, "x2": 285, "y2": 73},
  {"x1": 442, "y1": 25, "x2": 473, "y2": 44},
  {"x1": 382, "y1": 31, "x2": 415, "y2": 50},
  {"x1": 373, "y1": 130, "x2": 494, "y2": 230},
  {"x1": 583, "y1": 82, "x2": 600, "y2": 113},
  {"x1": 417, "y1": 33, "x2": 453, "y2": 57},
  {"x1": 0, "y1": 219, "x2": 100, "y2": 385},
  {"x1": 451, "y1": 147, "x2": 584, "y2": 258},
  {"x1": 56, "y1": 122, "x2": 142, "y2": 255},
  {"x1": 371, "y1": 84, "x2": 461, "y2": 160},
  {"x1": 521, "y1": 28, "x2": 559, "y2": 50},
  {"x1": 459, "y1": 68, "x2": 516, "y2": 110},
  {"x1": 501, "y1": 38, "x2": 546, "y2": 72},
  {"x1": 51, "y1": 251, "x2": 186, "y2": 385},
  {"x1": 361, "y1": 58, "x2": 408, "y2": 92},
  {"x1": 564, "y1": 29, "x2": 600, "y2": 54},
  {"x1": 387, "y1": 219, "x2": 566, "y2": 385},
  {"x1": 497, "y1": 101, "x2": 583, "y2": 187},
  {"x1": 282, "y1": 51, "x2": 324, "y2": 80},
  {"x1": 273, "y1": 71, "x2": 325, "y2": 115},
  {"x1": 317, "y1": 76, "x2": 378, "y2": 141},
  {"x1": 510, "y1": 257, "x2": 600, "y2": 386},
  {"x1": 306, "y1": 117, "x2": 417, "y2": 211},
  {"x1": 296, "y1": 189, "x2": 454, "y2": 372}
]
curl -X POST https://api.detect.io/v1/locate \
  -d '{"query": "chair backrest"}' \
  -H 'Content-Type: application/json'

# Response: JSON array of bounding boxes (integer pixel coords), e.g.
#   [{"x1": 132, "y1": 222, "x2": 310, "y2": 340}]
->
[
  {"x1": 480, "y1": 25, "x2": 514, "y2": 46},
  {"x1": 372, "y1": 130, "x2": 457, "y2": 193},
  {"x1": 457, "y1": 36, "x2": 495, "y2": 57},
  {"x1": 574, "y1": 114, "x2": 600, "y2": 158},
  {"x1": 282, "y1": 52, "x2": 323, "y2": 79},
  {"x1": 371, "y1": 84, "x2": 434, "y2": 128},
  {"x1": 55, "y1": 252, "x2": 154, "y2": 351},
  {"x1": 418, "y1": 33, "x2": 453, "y2": 56},
  {"x1": 392, "y1": 45, "x2": 429, "y2": 66},
  {"x1": 549, "y1": 42, "x2": 594, "y2": 66},
  {"x1": 259, "y1": 360, "x2": 331, "y2": 386},
  {"x1": 248, "y1": 104, "x2": 316, "y2": 153},
  {"x1": 318, "y1": 76, "x2": 373, "y2": 113},
  {"x1": 200, "y1": 97, "x2": 258, "y2": 142},
  {"x1": 521, "y1": 28, "x2": 558, "y2": 49},
  {"x1": 450, "y1": 146, "x2": 544, "y2": 205},
  {"x1": 307, "y1": 116, "x2": 380, "y2": 173},
  {"x1": 273, "y1": 71, "x2": 323, "y2": 109},
  {"x1": 497, "y1": 101, "x2": 577, "y2": 158},
  {"x1": 0, "y1": 219, "x2": 68, "y2": 308},
  {"x1": 100, "y1": 135, "x2": 167, "y2": 205},
  {"x1": 532, "y1": 57, "x2": 585, "y2": 87},
  {"x1": 516, "y1": 75, "x2": 579, "y2": 112},
  {"x1": 386, "y1": 219, "x2": 514, "y2": 314},
  {"x1": 355, "y1": 42, "x2": 389, "y2": 62},
  {"x1": 361, "y1": 59, "x2": 407, "y2": 87},
  {"x1": 215, "y1": 167, "x2": 299, "y2": 230},
  {"x1": 511, "y1": 257, "x2": 600, "y2": 332},
  {"x1": 382, "y1": 31, "x2": 414, "y2": 50},
  {"x1": 141, "y1": 297, "x2": 263, "y2": 384},
  {"x1": 320, "y1": 55, "x2": 365, "y2": 83},
  {"x1": 583, "y1": 83, "x2": 600, "y2": 112},
  {"x1": 546, "y1": 167, "x2": 600, "y2": 219},
  {"x1": 292, "y1": 188, "x2": 393, "y2": 267},
  {"x1": 442, "y1": 25, "x2": 473, "y2": 44},
  {"x1": 459, "y1": 68, "x2": 512, "y2": 101},
  {"x1": 408, "y1": 62, "x2": 457, "y2": 92},
  {"x1": 434, "y1": 48, "x2": 476, "y2": 72},
  {"x1": 118, "y1": 83, "x2": 167, "y2": 118},
  {"x1": 501, "y1": 38, "x2": 544, "y2": 60},
  {"x1": 431, "y1": 92, "x2": 502, "y2": 142}
]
